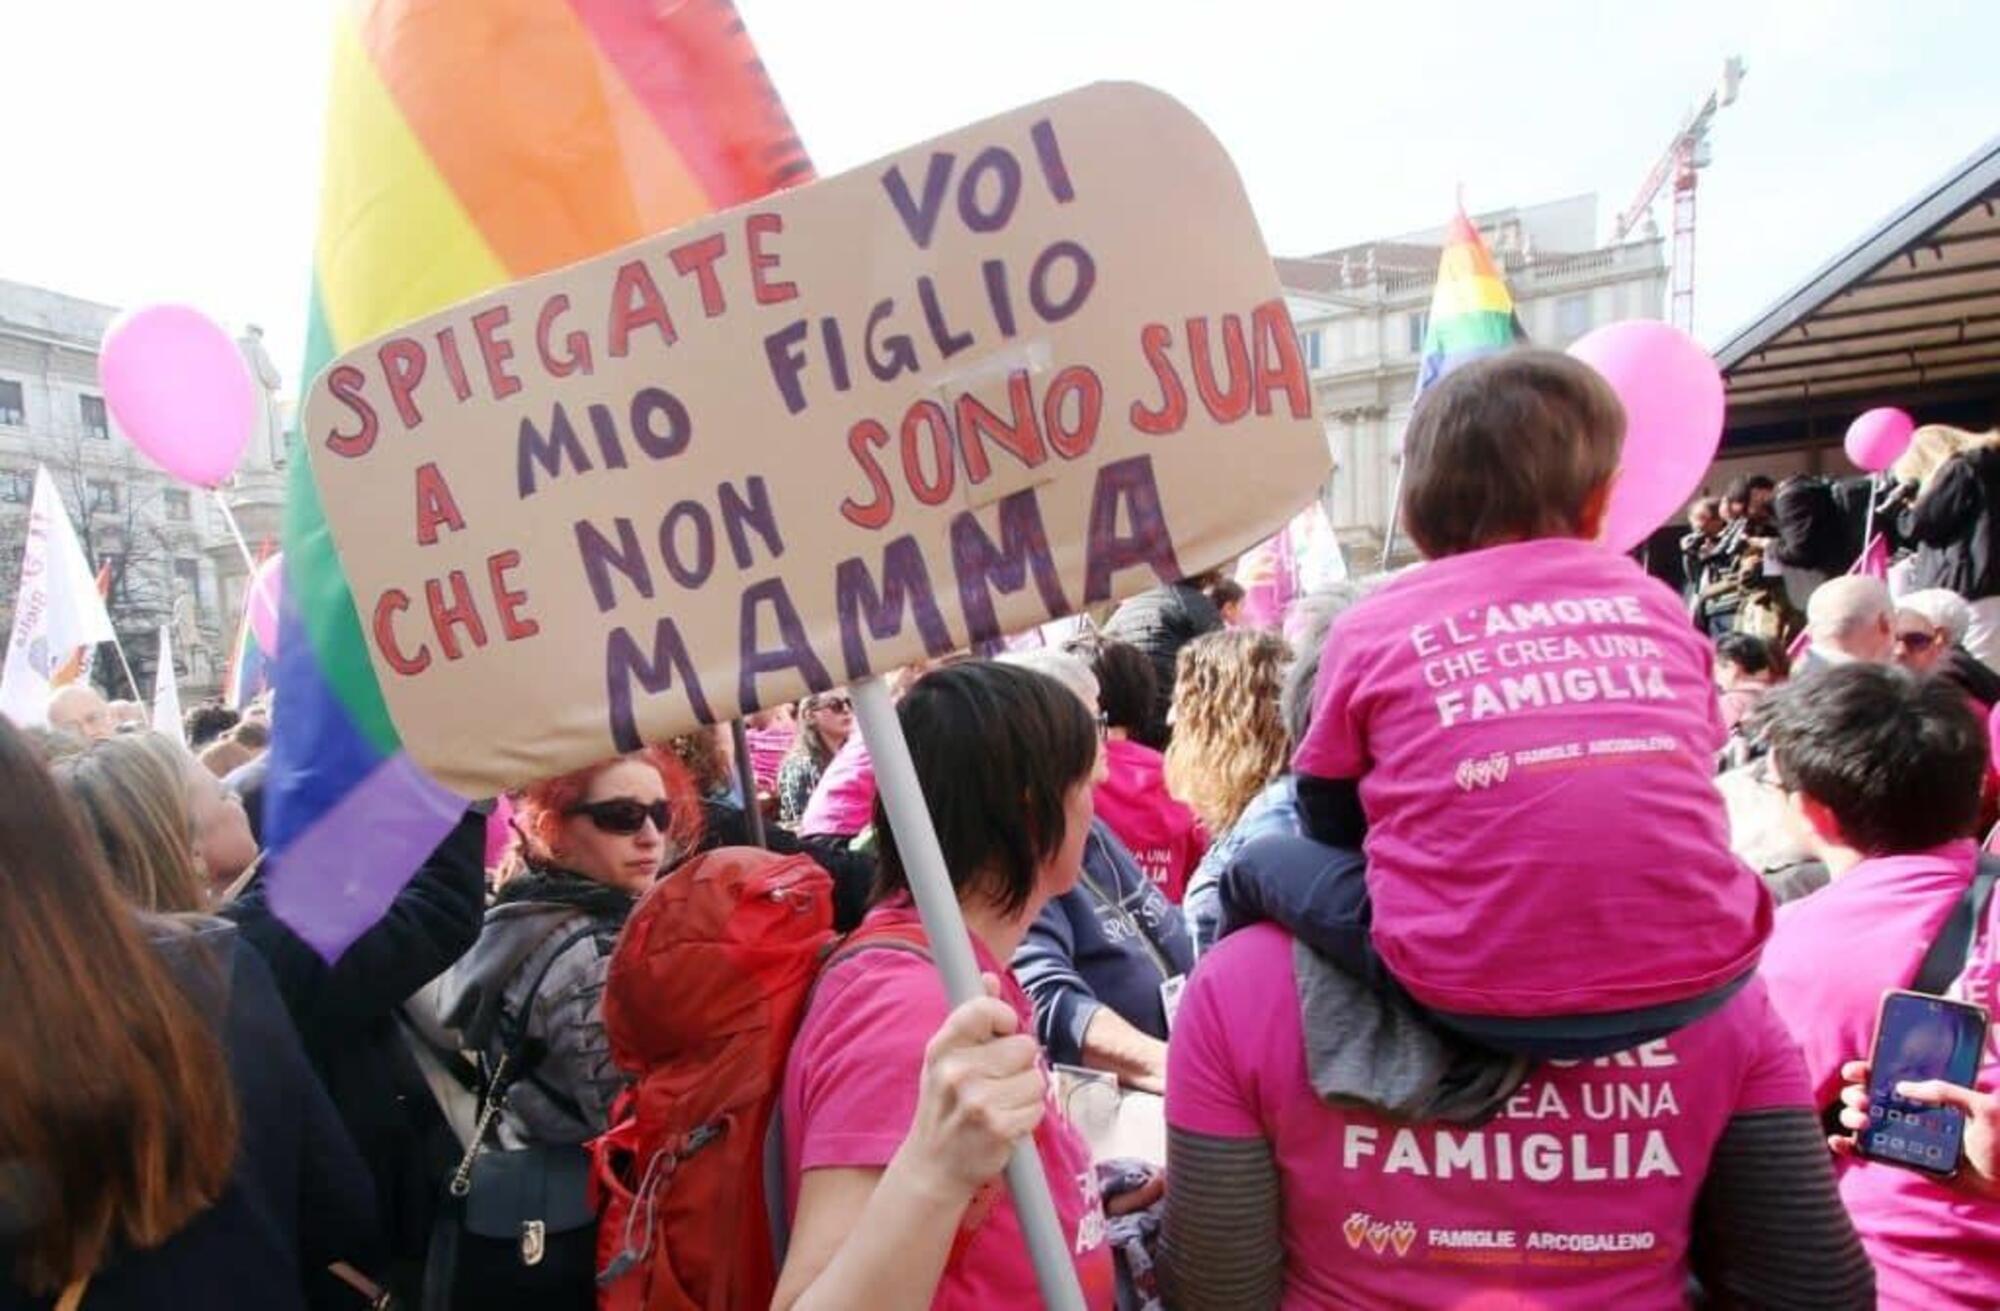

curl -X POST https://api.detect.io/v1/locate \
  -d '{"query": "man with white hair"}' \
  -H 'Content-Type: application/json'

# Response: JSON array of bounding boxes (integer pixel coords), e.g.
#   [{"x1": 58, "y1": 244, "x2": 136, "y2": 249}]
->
[
  {"x1": 1898, "y1": 587, "x2": 2000, "y2": 710},
  {"x1": 45, "y1": 683, "x2": 113, "y2": 741},
  {"x1": 1804, "y1": 575, "x2": 1895, "y2": 668}
]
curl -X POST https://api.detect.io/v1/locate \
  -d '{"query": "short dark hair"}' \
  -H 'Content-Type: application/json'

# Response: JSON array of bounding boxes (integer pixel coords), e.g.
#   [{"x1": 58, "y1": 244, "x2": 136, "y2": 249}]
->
[
  {"x1": 1715, "y1": 632, "x2": 1788, "y2": 681},
  {"x1": 229, "y1": 720, "x2": 270, "y2": 750},
  {"x1": 1401, "y1": 350, "x2": 1624, "y2": 558},
  {"x1": 1754, "y1": 664, "x2": 1988, "y2": 855},
  {"x1": 1205, "y1": 577, "x2": 1245, "y2": 609},
  {"x1": 1065, "y1": 635, "x2": 1155, "y2": 736},
  {"x1": 873, "y1": 662, "x2": 1099, "y2": 919},
  {"x1": 1725, "y1": 474, "x2": 1775, "y2": 505},
  {"x1": 182, "y1": 702, "x2": 240, "y2": 750}
]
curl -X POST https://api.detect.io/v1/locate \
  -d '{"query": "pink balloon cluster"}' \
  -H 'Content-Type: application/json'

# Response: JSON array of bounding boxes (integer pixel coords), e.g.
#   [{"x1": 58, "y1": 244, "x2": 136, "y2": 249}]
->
[
  {"x1": 97, "y1": 304, "x2": 256, "y2": 489},
  {"x1": 1843, "y1": 407, "x2": 1916, "y2": 473},
  {"x1": 1566, "y1": 320, "x2": 1727, "y2": 553}
]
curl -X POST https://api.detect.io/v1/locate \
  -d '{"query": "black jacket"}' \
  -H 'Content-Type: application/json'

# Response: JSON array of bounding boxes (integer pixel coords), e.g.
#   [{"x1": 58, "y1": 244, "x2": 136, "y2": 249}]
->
[
  {"x1": 0, "y1": 921, "x2": 379, "y2": 1311},
  {"x1": 1102, "y1": 582, "x2": 1223, "y2": 748},
  {"x1": 222, "y1": 808, "x2": 485, "y2": 1294},
  {"x1": 1773, "y1": 475, "x2": 1875, "y2": 575},
  {"x1": 1904, "y1": 447, "x2": 2000, "y2": 600},
  {"x1": 692, "y1": 798, "x2": 877, "y2": 933}
]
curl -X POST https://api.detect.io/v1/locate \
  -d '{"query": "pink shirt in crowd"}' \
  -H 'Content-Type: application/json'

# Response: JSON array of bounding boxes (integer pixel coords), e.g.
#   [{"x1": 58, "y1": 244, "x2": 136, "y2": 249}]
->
[
  {"x1": 797, "y1": 735, "x2": 876, "y2": 839},
  {"x1": 1760, "y1": 840, "x2": 2000, "y2": 1310},
  {"x1": 1291, "y1": 537, "x2": 1772, "y2": 1017},
  {"x1": 1169, "y1": 924, "x2": 1813, "y2": 1310},
  {"x1": 1093, "y1": 736, "x2": 1207, "y2": 902},
  {"x1": 780, "y1": 903, "x2": 1115, "y2": 1310},
  {"x1": 744, "y1": 722, "x2": 796, "y2": 794}
]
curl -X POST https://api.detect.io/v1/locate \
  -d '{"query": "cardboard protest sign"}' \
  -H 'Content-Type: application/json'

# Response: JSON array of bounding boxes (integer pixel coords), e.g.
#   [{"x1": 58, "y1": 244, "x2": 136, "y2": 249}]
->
[{"x1": 302, "y1": 82, "x2": 1328, "y2": 798}]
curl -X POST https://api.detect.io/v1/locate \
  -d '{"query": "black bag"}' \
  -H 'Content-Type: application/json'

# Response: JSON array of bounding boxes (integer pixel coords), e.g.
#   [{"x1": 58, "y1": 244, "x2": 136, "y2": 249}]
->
[{"x1": 423, "y1": 924, "x2": 602, "y2": 1311}]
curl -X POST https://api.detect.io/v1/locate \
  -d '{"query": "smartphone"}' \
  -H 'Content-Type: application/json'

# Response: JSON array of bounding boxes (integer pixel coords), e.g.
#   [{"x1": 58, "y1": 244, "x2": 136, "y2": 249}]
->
[{"x1": 1857, "y1": 990, "x2": 1990, "y2": 1177}]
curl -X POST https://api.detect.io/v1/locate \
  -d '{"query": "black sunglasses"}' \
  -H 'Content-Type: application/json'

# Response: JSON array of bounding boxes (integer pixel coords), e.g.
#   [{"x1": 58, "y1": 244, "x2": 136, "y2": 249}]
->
[
  {"x1": 1894, "y1": 630, "x2": 1937, "y2": 652},
  {"x1": 816, "y1": 695, "x2": 853, "y2": 713},
  {"x1": 566, "y1": 797, "x2": 671, "y2": 835}
]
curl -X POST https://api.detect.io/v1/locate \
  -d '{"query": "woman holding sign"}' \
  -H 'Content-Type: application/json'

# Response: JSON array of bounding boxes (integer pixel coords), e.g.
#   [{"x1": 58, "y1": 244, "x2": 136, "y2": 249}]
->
[{"x1": 774, "y1": 663, "x2": 1120, "y2": 1310}]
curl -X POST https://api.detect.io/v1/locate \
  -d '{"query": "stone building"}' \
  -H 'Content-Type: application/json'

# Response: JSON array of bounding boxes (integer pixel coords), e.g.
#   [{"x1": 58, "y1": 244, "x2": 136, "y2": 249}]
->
[
  {"x1": 0, "y1": 278, "x2": 288, "y2": 702},
  {"x1": 1277, "y1": 195, "x2": 1669, "y2": 561}
]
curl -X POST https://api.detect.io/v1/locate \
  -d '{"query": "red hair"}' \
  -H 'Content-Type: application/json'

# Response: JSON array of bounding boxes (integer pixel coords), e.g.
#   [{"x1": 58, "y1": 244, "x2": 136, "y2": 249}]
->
[{"x1": 511, "y1": 746, "x2": 704, "y2": 870}]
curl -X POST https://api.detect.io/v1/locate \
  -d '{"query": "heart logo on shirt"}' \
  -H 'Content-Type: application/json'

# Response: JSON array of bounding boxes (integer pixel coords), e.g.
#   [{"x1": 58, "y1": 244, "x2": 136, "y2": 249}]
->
[
  {"x1": 1454, "y1": 754, "x2": 1515, "y2": 791},
  {"x1": 1365, "y1": 1221, "x2": 1392, "y2": 1255},
  {"x1": 1342, "y1": 1212, "x2": 1369, "y2": 1250},
  {"x1": 1390, "y1": 1221, "x2": 1417, "y2": 1257}
]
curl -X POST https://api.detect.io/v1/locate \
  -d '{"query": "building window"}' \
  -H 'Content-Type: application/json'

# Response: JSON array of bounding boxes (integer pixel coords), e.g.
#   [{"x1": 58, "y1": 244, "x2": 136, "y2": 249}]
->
[
  {"x1": 175, "y1": 559, "x2": 204, "y2": 615},
  {"x1": 163, "y1": 489, "x2": 191, "y2": 522},
  {"x1": 1556, "y1": 294, "x2": 1592, "y2": 341},
  {"x1": 86, "y1": 480, "x2": 119, "y2": 515},
  {"x1": 0, "y1": 380, "x2": 22, "y2": 427},
  {"x1": 0, "y1": 469, "x2": 32, "y2": 504},
  {"x1": 1407, "y1": 310, "x2": 1430, "y2": 355},
  {"x1": 1298, "y1": 329, "x2": 1323, "y2": 371},
  {"x1": 80, "y1": 394, "x2": 110, "y2": 440}
]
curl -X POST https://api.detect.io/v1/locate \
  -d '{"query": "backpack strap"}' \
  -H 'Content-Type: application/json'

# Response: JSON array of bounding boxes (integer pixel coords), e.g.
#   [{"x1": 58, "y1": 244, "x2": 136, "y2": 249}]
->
[
  {"x1": 765, "y1": 923, "x2": 935, "y2": 1268},
  {"x1": 1911, "y1": 854, "x2": 2000, "y2": 996}
]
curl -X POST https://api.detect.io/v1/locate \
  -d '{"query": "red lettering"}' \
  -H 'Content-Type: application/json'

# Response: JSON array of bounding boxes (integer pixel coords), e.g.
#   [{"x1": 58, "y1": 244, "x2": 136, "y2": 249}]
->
[
  {"x1": 1043, "y1": 366, "x2": 1103, "y2": 460},
  {"x1": 325, "y1": 365, "x2": 379, "y2": 458},
  {"x1": 487, "y1": 549, "x2": 540, "y2": 641},
  {"x1": 436, "y1": 325, "x2": 473, "y2": 401},
  {"x1": 608, "y1": 260, "x2": 678, "y2": 357},
  {"x1": 378, "y1": 337, "x2": 427, "y2": 429},
  {"x1": 536, "y1": 294, "x2": 594, "y2": 378},
  {"x1": 424, "y1": 571, "x2": 489, "y2": 661},
  {"x1": 413, "y1": 463, "x2": 466, "y2": 546},
  {"x1": 372, "y1": 588, "x2": 430, "y2": 675},
  {"x1": 471, "y1": 306, "x2": 522, "y2": 400},
  {"x1": 747, "y1": 212, "x2": 798, "y2": 305},
  {"x1": 1129, "y1": 323, "x2": 1188, "y2": 435},
  {"x1": 840, "y1": 420, "x2": 897, "y2": 531},
  {"x1": 953, "y1": 370, "x2": 1045, "y2": 485},
  {"x1": 669, "y1": 233, "x2": 730, "y2": 317},
  {"x1": 1251, "y1": 298, "x2": 1313, "y2": 418},
  {"x1": 1188, "y1": 315, "x2": 1252, "y2": 423},
  {"x1": 900, "y1": 401, "x2": 954, "y2": 506}
]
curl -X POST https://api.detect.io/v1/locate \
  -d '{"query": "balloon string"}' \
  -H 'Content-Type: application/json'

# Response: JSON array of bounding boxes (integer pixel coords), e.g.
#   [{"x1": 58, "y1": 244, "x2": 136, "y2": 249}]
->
[{"x1": 210, "y1": 491, "x2": 259, "y2": 577}]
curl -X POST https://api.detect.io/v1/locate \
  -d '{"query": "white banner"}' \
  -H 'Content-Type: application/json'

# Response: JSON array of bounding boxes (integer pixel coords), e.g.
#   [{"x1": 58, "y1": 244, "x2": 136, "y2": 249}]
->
[
  {"x1": 0, "y1": 467, "x2": 116, "y2": 725},
  {"x1": 153, "y1": 624, "x2": 184, "y2": 743}
]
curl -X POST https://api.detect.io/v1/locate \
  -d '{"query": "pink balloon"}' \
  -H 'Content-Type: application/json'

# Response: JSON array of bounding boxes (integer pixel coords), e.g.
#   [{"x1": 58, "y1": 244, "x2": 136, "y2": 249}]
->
[
  {"x1": 1843, "y1": 407, "x2": 1916, "y2": 473},
  {"x1": 98, "y1": 304, "x2": 255, "y2": 488},
  {"x1": 246, "y1": 552, "x2": 284, "y2": 655},
  {"x1": 1568, "y1": 320, "x2": 1726, "y2": 554}
]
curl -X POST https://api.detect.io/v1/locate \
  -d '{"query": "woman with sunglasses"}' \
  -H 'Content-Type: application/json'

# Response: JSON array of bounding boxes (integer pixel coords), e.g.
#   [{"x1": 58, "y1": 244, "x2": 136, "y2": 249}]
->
[
  {"x1": 429, "y1": 747, "x2": 703, "y2": 1152},
  {"x1": 778, "y1": 690, "x2": 856, "y2": 828}
]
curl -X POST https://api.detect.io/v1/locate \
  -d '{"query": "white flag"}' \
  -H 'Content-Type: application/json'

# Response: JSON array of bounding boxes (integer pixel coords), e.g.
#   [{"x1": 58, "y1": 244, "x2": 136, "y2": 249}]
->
[
  {"x1": 153, "y1": 624, "x2": 185, "y2": 743},
  {"x1": 0, "y1": 468, "x2": 117, "y2": 725}
]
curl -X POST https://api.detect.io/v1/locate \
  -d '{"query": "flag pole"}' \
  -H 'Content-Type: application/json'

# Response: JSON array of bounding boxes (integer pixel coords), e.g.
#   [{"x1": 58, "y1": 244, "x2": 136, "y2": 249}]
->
[
  {"x1": 1380, "y1": 463, "x2": 1405, "y2": 571},
  {"x1": 848, "y1": 675, "x2": 1087, "y2": 1311},
  {"x1": 108, "y1": 635, "x2": 142, "y2": 702},
  {"x1": 210, "y1": 490, "x2": 260, "y2": 577},
  {"x1": 728, "y1": 719, "x2": 767, "y2": 848}
]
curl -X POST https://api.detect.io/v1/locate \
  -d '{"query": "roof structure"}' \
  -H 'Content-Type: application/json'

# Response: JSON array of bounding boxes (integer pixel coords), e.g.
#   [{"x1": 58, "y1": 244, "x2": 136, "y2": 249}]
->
[{"x1": 1716, "y1": 136, "x2": 2000, "y2": 448}]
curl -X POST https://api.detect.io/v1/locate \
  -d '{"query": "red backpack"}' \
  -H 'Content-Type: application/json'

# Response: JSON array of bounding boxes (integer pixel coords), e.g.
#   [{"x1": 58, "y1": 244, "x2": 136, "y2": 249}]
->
[{"x1": 591, "y1": 846, "x2": 925, "y2": 1310}]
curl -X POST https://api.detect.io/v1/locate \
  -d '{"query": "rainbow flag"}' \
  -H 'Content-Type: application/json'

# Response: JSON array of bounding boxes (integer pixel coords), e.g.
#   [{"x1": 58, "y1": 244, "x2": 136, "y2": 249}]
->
[
  {"x1": 267, "y1": 0, "x2": 813, "y2": 958},
  {"x1": 1414, "y1": 208, "x2": 1526, "y2": 396}
]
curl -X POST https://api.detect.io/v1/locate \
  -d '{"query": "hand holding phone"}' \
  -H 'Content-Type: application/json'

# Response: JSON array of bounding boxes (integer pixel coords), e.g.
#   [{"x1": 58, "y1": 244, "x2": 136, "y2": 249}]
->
[{"x1": 1836, "y1": 991, "x2": 1991, "y2": 1182}]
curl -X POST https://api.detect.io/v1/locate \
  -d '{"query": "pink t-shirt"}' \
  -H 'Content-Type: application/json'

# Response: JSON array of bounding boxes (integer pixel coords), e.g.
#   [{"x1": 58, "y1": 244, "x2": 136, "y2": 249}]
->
[
  {"x1": 1092, "y1": 736, "x2": 1207, "y2": 902},
  {"x1": 745, "y1": 722, "x2": 796, "y2": 794},
  {"x1": 1761, "y1": 840, "x2": 2000, "y2": 1310},
  {"x1": 781, "y1": 904, "x2": 1116, "y2": 1310},
  {"x1": 1169, "y1": 923, "x2": 1812, "y2": 1310},
  {"x1": 1291, "y1": 537, "x2": 1771, "y2": 1017},
  {"x1": 797, "y1": 736, "x2": 876, "y2": 839}
]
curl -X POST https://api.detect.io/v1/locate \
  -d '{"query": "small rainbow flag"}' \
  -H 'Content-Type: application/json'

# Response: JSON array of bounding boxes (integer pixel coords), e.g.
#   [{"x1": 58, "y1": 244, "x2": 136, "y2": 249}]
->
[
  {"x1": 1414, "y1": 208, "x2": 1527, "y2": 396},
  {"x1": 266, "y1": 0, "x2": 813, "y2": 958}
]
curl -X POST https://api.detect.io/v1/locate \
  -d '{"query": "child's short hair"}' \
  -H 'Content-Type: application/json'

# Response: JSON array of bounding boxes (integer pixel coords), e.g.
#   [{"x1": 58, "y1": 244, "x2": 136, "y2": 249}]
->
[{"x1": 1400, "y1": 350, "x2": 1625, "y2": 558}]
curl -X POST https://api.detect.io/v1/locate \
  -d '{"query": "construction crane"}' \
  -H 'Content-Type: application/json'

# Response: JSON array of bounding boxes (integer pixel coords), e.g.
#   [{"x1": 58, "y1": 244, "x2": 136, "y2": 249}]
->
[{"x1": 1613, "y1": 56, "x2": 1746, "y2": 333}]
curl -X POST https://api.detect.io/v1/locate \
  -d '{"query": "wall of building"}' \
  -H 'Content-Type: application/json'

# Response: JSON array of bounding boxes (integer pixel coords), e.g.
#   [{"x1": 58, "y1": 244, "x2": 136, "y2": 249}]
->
[{"x1": 0, "y1": 279, "x2": 287, "y2": 702}]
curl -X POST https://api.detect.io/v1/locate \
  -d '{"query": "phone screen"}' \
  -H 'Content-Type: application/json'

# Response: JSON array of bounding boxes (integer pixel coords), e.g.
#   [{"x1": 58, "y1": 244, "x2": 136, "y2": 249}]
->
[{"x1": 1859, "y1": 992, "x2": 1987, "y2": 1176}]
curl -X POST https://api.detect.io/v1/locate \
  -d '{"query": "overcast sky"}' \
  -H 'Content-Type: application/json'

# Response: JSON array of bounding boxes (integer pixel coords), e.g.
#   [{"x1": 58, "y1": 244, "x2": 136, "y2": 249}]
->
[{"x1": 1, "y1": 0, "x2": 1992, "y2": 393}]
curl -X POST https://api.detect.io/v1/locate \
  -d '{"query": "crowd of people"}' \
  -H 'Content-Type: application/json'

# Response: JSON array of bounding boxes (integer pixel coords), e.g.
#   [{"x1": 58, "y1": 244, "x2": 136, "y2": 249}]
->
[{"x1": 5, "y1": 360, "x2": 2000, "y2": 1310}]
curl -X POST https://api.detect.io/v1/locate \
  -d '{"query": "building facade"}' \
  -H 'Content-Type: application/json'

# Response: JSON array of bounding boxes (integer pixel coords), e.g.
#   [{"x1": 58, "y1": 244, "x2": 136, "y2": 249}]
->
[
  {"x1": 1277, "y1": 195, "x2": 1668, "y2": 562},
  {"x1": 0, "y1": 278, "x2": 288, "y2": 703}
]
